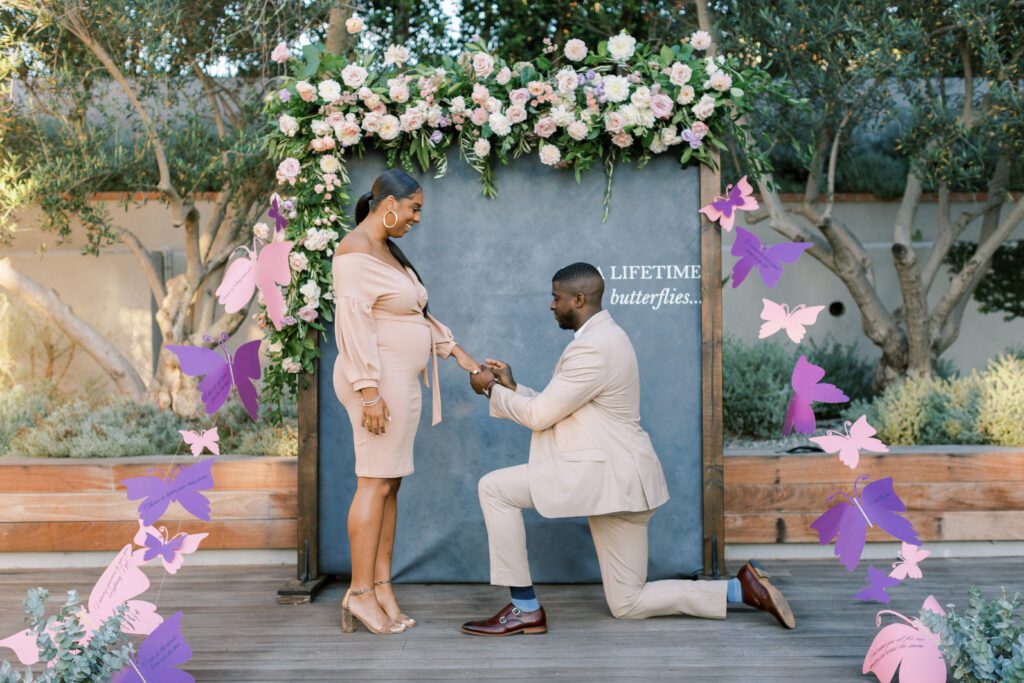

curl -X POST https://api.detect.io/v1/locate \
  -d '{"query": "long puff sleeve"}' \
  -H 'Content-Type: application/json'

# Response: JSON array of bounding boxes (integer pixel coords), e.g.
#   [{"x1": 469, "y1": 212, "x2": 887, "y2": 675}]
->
[
  {"x1": 332, "y1": 257, "x2": 381, "y2": 391},
  {"x1": 425, "y1": 312, "x2": 457, "y2": 359}
]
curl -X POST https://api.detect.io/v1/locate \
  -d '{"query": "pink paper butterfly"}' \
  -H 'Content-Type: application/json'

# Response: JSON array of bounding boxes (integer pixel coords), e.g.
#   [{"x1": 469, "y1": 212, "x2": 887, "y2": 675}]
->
[
  {"x1": 215, "y1": 238, "x2": 294, "y2": 330},
  {"x1": 783, "y1": 355, "x2": 849, "y2": 436},
  {"x1": 179, "y1": 427, "x2": 220, "y2": 456},
  {"x1": 863, "y1": 596, "x2": 947, "y2": 683},
  {"x1": 134, "y1": 521, "x2": 208, "y2": 575},
  {"x1": 810, "y1": 415, "x2": 889, "y2": 469},
  {"x1": 699, "y1": 176, "x2": 759, "y2": 232},
  {"x1": 758, "y1": 299, "x2": 825, "y2": 343},
  {"x1": 890, "y1": 543, "x2": 930, "y2": 580}
]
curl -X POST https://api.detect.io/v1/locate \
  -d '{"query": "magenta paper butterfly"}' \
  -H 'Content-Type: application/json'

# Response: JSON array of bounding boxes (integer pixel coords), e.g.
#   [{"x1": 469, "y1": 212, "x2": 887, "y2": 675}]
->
[
  {"x1": 782, "y1": 355, "x2": 849, "y2": 436},
  {"x1": 758, "y1": 299, "x2": 824, "y2": 344},
  {"x1": 863, "y1": 596, "x2": 947, "y2": 683},
  {"x1": 166, "y1": 333, "x2": 261, "y2": 421},
  {"x1": 731, "y1": 226, "x2": 813, "y2": 288},
  {"x1": 699, "y1": 176, "x2": 759, "y2": 232},
  {"x1": 810, "y1": 415, "x2": 888, "y2": 469},
  {"x1": 134, "y1": 521, "x2": 208, "y2": 575},
  {"x1": 215, "y1": 237, "x2": 293, "y2": 330},
  {"x1": 120, "y1": 457, "x2": 215, "y2": 527},
  {"x1": 890, "y1": 543, "x2": 930, "y2": 581},
  {"x1": 267, "y1": 193, "x2": 291, "y2": 233},
  {"x1": 854, "y1": 565, "x2": 902, "y2": 604},
  {"x1": 112, "y1": 611, "x2": 194, "y2": 683},
  {"x1": 809, "y1": 474, "x2": 920, "y2": 572},
  {"x1": 179, "y1": 427, "x2": 219, "y2": 456}
]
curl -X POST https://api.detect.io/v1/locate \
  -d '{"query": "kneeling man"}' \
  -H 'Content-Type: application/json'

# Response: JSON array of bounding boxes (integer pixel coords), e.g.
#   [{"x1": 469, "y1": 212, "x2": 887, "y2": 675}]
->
[{"x1": 464, "y1": 262, "x2": 795, "y2": 636}]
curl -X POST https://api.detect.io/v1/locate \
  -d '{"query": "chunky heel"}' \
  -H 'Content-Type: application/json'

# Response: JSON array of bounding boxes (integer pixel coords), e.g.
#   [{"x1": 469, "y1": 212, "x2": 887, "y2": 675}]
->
[
  {"x1": 341, "y1": 587, "x2": 407, "y2": 635},
  {"x1": 340, "y1": 603, "x2": 357, "y2": 633}
]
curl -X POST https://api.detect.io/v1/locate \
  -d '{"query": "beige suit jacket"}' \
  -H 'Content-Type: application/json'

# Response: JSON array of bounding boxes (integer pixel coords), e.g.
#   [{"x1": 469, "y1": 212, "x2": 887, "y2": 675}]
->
[{"x1": 489, "y1": 310, "x2": 670, "y2": 518}]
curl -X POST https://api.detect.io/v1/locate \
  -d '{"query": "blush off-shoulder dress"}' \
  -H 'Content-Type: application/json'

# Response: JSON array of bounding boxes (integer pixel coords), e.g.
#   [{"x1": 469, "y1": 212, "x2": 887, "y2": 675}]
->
[{"x1": 331, "y1": 252, "x2": 457, "y2": 478}]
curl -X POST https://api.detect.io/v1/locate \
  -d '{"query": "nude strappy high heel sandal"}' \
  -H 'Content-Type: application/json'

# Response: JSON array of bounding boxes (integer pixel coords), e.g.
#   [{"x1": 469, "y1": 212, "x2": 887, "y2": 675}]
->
[
  {"x1": 374, "y1": 580, "x2": 416, "y2": 628},
  {"x1": 341, "y1": 588, "x2": 407, "y2": 634}
]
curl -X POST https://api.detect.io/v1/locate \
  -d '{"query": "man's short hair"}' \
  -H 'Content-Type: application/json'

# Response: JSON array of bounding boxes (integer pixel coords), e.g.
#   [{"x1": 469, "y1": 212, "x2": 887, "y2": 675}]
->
[{"x1": 552, "y1": 262, "x2": 603, "y2": 285}]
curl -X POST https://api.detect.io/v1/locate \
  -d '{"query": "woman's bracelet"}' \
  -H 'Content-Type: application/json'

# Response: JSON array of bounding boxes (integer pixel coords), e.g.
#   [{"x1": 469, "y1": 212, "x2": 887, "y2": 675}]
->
[{"x1": 361, "y1": 391, "x2": 382, "y2": 407}]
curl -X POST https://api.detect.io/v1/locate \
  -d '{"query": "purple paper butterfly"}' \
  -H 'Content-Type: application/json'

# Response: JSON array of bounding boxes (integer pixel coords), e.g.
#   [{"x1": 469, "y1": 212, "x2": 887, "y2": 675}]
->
[
  {"x1": 120, "y1": 458, "x2": 214, "y2": 527},
  {"x1": 113, "y1": 611, "x2": 193, "y2": 683},
  {"x1": 810, "y1": 475, "x2": 920, "y2": 572},
  {"x1": 267, "y1": 194, "x2": 288, "y2": 233},
  {"x1": 783, "y1": 355, "x2": 849, "y2": 435},
  {"x1": 166, "y1": 333, "x2": 261, "y2": 421},
  {"x1": 143, "y1": 532, "x2": 186, "y2": 564},
  {"x1": 730, "y1": 226, "x2": 813, "y2": 288},
  {"x1": 854, "y1": 565, "x2": 902, "y2": 604}
]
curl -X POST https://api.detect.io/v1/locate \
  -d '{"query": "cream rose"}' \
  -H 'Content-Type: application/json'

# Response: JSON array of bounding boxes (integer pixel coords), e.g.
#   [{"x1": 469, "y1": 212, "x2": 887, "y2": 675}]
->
[
  {"x1": 489, "y1": 112, "x2": 511, "y2": 137},
  {"x1": 708, "y1": 71, "x2": 733, "y2": 92},
  {"x1": 692, "y1": 94, "x2": 716, "y2": 120},
  {"x1": 539, "y1": 144, "x2": 561, "y2": 166},
  {"x1": 496, "y1": 67, "x2": 512, "y2": 85},
  {"x1": 651, "y1": 93, "x2": 673, "y2": 119},
  {"x1": 509, "y1": 88, "x2": 531, "y2": 107},
  {"x1": 690, "y1": 30, "x2": 712, "y2": 51},
  {"x1": 669, "y1": 62, "x2": 693, "y2": 86},
  {"x1": 278, "y1": 114, "x2": 299, "y2": 137},
  {"x1": 611, "y1": 132, "x2": 633, "y2": 148},
  {"x1": 602, "y1": 75, "x2": 630, "y2": 103},
  {"x1": 318, "y1": 79, "x2": 342, "y2": 102},
  {"x1": 384, "y1": 45, "x2": 410, "y2": 67},
  {"x1": 472, "y1": 52, "x2": 495, "y2": 79},
  {"x1": 564, "y1": 38, "x2": 588, "y2": 62},
  {"x1": 567, "y1": 120, "x2": 588, "y2": 141},
  {"x1": 506, "y1": 105, "x2": 527, "y2": 124},
  {"x1": 676, "y1": 85, "x2": 696, "y2": 105},
  {"x1": 608, "y1": 32, "x2": 637, "y2": 61},
  {"x1": 378, "y1": 114, "x2": 401, "y2": 140},
  {"x1": 555, "y1": 68, "x2": 579, "y2": 94},
  {"x1": 603, "y1": 111, "x2": 626, "y2": 134},
  {"x1": 473, "y1": 138, "x2": 491, "y2": 157},
  {"x1": 319, "y1": 155, "x2": 340, "y2": 174},
  {"x1": 630, "y1": 86, "x2": 652, "y2": 109},
  {"x1": 533, "y1": 116, "x2": 557, "y2": 138},
  {"x1": 295, "y1": 81, "x2": 316, "y2": 102}
]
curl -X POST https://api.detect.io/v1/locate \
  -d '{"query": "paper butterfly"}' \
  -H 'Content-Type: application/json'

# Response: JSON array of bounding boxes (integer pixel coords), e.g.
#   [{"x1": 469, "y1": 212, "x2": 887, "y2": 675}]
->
[
  {"x1": 854, "y1": 565, "x2": 902, "y2": 604},
  {"x1": 699, "y1": 176, "x2": 759, "y2": 232},
  {"x1": 267, "y1": 193, "x2": 290, "y2": 233},
  {"x1": 166, "y1": 333, "x2": 261, "y2": 421},
  {"x1": 215, "y1": 238, "x2": 293, "y2": 330},
  {"x1": 890, "y1": 543, "x2": 930, "y2": 581},
  {"x1": 810, "y1": 415, "x2": 888, "y2": 468},
  {"x1": 863, "y1": 596, "x2": 947, "y2": 683},
  {"x1": 113, "y1": 611, "x2": 194, "y2": 683},
  {"x1": 783, "y1": 355, "x2": 849, "y2": 436},
  {"x1": 179, "y1": 427, "x2": 220, "y2": 456},
  {"x1": 135, "y1": 521, "x2": 208, "y2": 575},
  {"x1": 758, "y1": 299, "x2": 825, "y2": 344},
  {"x1": 120, "y1": 457, "x2": 215, "y2": 527},
  {"x1": 0, "y1": 545, "x2": 162, "y2": 666},
  {"x1": 809, "y1": 475, "x2": 920, "y2": 572},
  {"x1": 731, "y1": 226, "x2": 813, "y2": 288}
]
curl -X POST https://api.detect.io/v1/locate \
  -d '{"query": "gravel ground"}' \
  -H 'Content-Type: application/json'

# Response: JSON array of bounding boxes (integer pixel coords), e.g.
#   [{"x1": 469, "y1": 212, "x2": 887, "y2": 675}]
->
[{"x1": 725, "y1": 419, "x2": 847, "y2": 453}]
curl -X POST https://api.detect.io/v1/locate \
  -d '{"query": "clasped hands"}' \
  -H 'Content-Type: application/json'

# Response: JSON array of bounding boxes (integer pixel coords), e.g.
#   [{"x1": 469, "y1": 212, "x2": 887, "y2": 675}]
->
[{"x1": 469, "y1": 358, "x2": 516, "y2": 396}]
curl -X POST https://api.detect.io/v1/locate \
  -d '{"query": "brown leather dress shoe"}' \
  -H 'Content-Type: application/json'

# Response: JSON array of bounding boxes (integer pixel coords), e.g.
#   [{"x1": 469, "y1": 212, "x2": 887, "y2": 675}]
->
[
  {"x1": 461, "y1": 603, "x2": 548, "y2": 637},
  {"x1": 737, "y1": 561, "x2": 796, "y2": 629}
]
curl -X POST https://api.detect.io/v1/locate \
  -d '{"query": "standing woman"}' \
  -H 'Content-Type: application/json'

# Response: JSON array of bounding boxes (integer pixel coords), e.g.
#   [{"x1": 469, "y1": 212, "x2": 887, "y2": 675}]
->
[{"x1": 333, "y1": 169, "x2": 481, "y2": 635}]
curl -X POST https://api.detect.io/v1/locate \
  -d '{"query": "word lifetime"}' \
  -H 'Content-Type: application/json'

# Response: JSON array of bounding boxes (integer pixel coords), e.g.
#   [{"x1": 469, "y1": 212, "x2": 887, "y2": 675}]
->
[{"x1": 597, "y1": 264, "x2": 701, "y2": 280}]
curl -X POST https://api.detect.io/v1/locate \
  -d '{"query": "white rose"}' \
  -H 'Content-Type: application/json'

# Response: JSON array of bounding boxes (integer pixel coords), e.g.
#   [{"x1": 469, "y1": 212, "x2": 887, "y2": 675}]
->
[
  {"x1": 564, "y1": 38, "x2": 588, "y2": 62},
  {"x1": 289, "y1": 251, "x2": 309, "y2": 273},
  {"x1": 555, "y1": 68, "x2": 579, "y2": 94},
  {"x1": 489, "y1": 112, "x2": 511, "y2": 137},
  {"x1": 299, "y1": 280, "x2": 321, "y2": 304},
  {"x1": 485, "y1": 96, "x2": 502, "y2": 113},
  {"x1": 539, "y1": 144, "x2": 561, "y2": 166},
  {"x1": 252, "y1": 222, "x2": 271, "y2": 242},
  {"x1": 341, "y1": 65, "x2": 368, "y2": 89},
  {"x1": 318, "y1": 79, "x2": 342, "y2": 102},
  {"x1": 602, "y1": 75, "x2": 630, "y2": 103},
  {"x1": 361, "y1": 112, "x2": 383, "y2": 133},
  {"x1": 567, "y1": 120, "x2": 588, "y2": 141},
  {"x1": 450, "y1": 96, "x2": 467, "y2": 113},
  {"x1": 705, "y1": 55, "x2": 720, "y2": 75},
  {"x1": 690, "y1": 30, "x2": 712, "y2": 51},
  {"x1": 384, "y1": 44, "x2": 410, "y2": 67},
  {"x1": 427, "y1": 105, "x2": 444, "y2": 127},
  {"x1": 282, "y1": 357, "x2": 302, "y2": 374},
  {"x1": 669, "y1": 62, "x2": 693, "y2": 86},
  {"x1": 266, "y1": 340, "x2": 283, "y2": 354},
  {"x1": 472, "y1": 52, "x2": 495, "y2": 79},
  {"x1": 676, "y1": 85, "x2": 696, "y2": 105},
  {"x1": 319, "y1": 155, "x2": 341, "y2": 174},
  {"x1": 378, "y1": 114, "x2": 401, "y2": 140},
  {"x1": 649, "y1": 136, "x2": 668, "y2": 154},
  {"x1": 608, "y1": 32, "x2": 637, "y2": 61},
  {"x1": 692, "y1": 94, "x2": 716, "y2": 120},
  {"x1": 473, "y1": 138, "x2": 491, "y2": 157},
  {"x1": 336, "y1": 121, "x2": 362, "y2": 147},
  {"x1": 708, "y1": 71, "x2": 733, "y2": 92},
  {"x1": 661, "y1": 125, "x2": 682, "y2": 146},
  {"x1": 550, "y1": 105, "x2": 575, "y2": 127},
  {"x1": 630, "y1": 86, "x2": 652, "y2": 109},
  {"x1": 345, "y1": 16, "x2": 364, "y2": 34},
  {"x1": 496, "y1": 67, "x2": 512, "y2": 85},
  {"x1": 506, "y1": 105, "x2": 527, "y2": 124},
  {"x1": 278, "y1": 114, "x2": 299, "y2": 137},
  {"x1": 310, "y1": 119, "x2": 332, "y2": 137}
]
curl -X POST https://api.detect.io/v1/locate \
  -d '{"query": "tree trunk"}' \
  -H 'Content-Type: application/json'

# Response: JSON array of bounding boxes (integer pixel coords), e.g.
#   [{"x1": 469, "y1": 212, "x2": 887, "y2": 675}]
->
[
  {"x1": 0, "y1": 258, "x2": 147, "y2": 398},
  {"x1": 326, "y1": 4, "x2": 354, "y2": 55}
]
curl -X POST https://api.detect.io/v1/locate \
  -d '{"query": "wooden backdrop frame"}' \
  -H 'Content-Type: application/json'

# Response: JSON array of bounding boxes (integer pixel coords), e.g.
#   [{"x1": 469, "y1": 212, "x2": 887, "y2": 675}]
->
[{"x1": 278, "y1": 158, "x2": 724, "y2": 603}]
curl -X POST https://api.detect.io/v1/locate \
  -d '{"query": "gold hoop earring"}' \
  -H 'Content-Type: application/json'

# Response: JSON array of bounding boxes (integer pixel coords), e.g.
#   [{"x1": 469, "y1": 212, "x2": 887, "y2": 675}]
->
[{"x1": 383, "y1": 210, "x2": 399, "y2": 229}]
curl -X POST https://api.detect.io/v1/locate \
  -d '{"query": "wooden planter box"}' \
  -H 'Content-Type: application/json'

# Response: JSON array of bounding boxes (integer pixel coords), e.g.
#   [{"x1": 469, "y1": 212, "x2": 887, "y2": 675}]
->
[
  {"x1": 725, "y1": 446, "x2": 1024, "y2": 544},
  {"x1": 0, "y1": 456, "x2": 297, "y2": 552}
]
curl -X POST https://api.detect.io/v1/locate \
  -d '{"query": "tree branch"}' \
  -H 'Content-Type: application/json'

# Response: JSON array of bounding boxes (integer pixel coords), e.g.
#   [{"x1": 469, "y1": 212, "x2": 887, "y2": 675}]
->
[
  {"x1": 821, "y1": 111, "x2": 851, "y2": 224},
  {"x1": 114, "y1": 227, "x2": 166, "y2": 302}
]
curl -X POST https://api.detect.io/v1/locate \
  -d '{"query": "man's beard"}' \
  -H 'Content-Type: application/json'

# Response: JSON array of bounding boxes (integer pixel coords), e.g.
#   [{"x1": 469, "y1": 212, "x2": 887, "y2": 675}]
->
[{"x1": 556, "y1": 313, "x2": 574, "y2": 329}]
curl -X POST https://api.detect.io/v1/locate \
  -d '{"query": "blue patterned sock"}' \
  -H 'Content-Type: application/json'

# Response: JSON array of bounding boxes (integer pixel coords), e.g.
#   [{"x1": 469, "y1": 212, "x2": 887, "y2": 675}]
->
[
  {"x1": 510, "y1": 585, "x2": 540, "y2": 612},
  {"x1": 726, "y1": 578, "x2": 743, "y2": 604}
]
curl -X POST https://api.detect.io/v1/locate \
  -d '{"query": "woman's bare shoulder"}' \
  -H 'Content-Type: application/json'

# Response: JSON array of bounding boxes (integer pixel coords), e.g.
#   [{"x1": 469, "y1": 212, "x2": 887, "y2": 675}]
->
[{"x1": 336, "y1": 231, "x2": 374, "y2": 256}]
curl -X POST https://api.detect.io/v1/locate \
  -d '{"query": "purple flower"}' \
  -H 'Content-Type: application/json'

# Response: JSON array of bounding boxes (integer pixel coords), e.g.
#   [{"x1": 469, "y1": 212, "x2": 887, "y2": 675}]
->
[
  {"x1": 282, "y1": 315, "x2": 298, "y2": 327},
  {"x1": 586, "y1": 70, "x2": 596, "y2": 81},
  {"x1": 438, "y1": 116, "x2": 450, "y2": 128},
  {"x1": 429, "y1": 130, "x2": 443, "y2": 145},
  {"x1": 278, "y1": 89, "x2": 291, "y2": 102}
]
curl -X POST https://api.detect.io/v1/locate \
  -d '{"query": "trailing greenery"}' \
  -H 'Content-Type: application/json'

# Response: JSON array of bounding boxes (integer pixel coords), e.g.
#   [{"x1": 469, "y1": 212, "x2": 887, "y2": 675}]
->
[
  {"x1": 0, "y1": 588, "x2": 134, "y2": 683},
  {"x1": 920, "y1": 588, "x2": 1024, "y2": 683}
]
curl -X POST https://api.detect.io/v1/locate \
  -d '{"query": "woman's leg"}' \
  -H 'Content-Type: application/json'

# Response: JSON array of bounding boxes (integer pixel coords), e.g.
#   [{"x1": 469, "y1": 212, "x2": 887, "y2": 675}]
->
[
  {"x1": 373, "y1": 479, "x2": 409, "y2": 620},
  {"x1": 346, "y1": 476, "x2": 400, "y2": 629}
]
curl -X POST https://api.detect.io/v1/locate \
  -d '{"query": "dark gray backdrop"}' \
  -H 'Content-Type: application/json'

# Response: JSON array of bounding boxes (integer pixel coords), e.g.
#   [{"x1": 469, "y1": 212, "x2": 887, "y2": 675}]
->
[{"x1": 318, "y1": 151, "x2": 704, "y2": 582}]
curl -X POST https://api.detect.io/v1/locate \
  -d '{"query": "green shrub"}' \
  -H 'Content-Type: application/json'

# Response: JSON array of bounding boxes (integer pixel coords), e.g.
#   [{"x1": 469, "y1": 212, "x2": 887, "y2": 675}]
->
[
  {"x1": 920, "y1": 587, "x2": 1024, "y2": 683},
  {"x1": 0, "y1": 383, "x2": 52, "y2": 454},
  {"x1": 803, "y1": 337, "x2": 875, "y2": 419},
  {"x1": 723, "y1": 336, "x2": 794, "y2": 439},
  {"x1": 978, "y1": 354, "x2": 1024, "y2": 446}
]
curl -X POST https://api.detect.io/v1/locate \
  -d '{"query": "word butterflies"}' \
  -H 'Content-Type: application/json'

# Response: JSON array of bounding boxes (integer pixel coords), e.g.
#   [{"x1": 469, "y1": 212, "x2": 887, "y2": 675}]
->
[
  {"x1": 215, "y1": 236, "x2": 293, "y2": 330},
  {"x1": 167, "y1": 333, "x2": 261, "y2": 421},
  {"x1": 699, "y1": 175, "x2": 759, "y2": 232},
  {"x1": 731, "y1": 227, "x2": 813, "y2": 289},
  {"x1": 758, "y1": 299, "x2": 825, "y2": 343},
  {"x1": 809, "y1": 475, "x2": 920, "y2": 572}
]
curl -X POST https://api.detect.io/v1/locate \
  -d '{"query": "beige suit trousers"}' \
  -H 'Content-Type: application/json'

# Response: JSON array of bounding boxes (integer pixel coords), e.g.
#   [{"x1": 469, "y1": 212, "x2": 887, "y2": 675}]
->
[{"x1": 479, "y1": 465, "x2": 728, "y2": 620}]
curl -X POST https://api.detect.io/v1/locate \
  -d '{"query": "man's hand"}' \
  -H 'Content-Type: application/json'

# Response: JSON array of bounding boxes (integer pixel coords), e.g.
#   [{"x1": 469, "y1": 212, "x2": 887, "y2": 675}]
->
[
  {"x1": 469, "y1": 366, "x2": 497, "y2": 395},
  {"x1": 485, "y1": 358, "x2": 516, "y2": 391}
]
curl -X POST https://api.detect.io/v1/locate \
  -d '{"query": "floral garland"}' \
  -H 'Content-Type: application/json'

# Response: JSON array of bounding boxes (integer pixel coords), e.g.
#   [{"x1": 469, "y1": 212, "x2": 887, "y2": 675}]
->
[{"x1": 258, "y1": 24, "x2": 775, "y2": 420}]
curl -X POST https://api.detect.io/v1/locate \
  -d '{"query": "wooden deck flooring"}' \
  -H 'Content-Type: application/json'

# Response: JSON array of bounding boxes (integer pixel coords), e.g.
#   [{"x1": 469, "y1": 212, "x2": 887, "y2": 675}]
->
[{"x1": 2, "y1": 558, "x2": 1021, "y2": 681}]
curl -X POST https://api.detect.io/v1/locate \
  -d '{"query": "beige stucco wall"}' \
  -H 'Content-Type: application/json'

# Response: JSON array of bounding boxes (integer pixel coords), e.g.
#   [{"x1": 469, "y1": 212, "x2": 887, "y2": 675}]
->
[{"x1": 1, "y1": 195, "x2": 1021, "y2": 394}]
